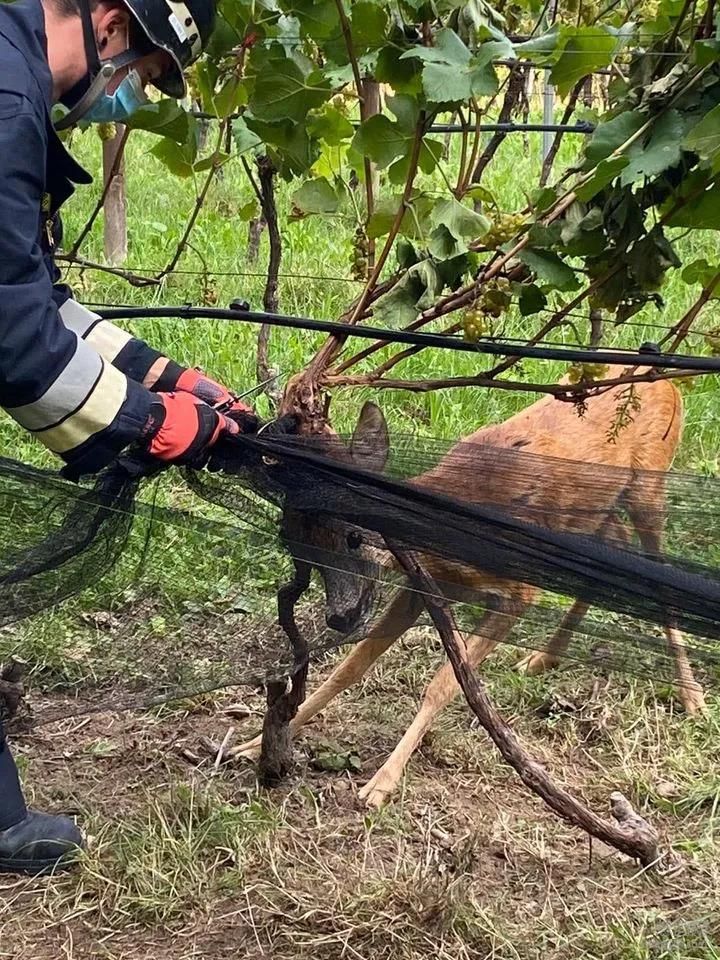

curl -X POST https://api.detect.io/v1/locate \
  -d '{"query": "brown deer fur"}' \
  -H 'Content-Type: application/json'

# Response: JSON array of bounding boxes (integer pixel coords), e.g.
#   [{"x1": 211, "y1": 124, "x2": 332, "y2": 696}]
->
[{"x1": 234, "y1": 370, "x2": 704, "y2": 808}]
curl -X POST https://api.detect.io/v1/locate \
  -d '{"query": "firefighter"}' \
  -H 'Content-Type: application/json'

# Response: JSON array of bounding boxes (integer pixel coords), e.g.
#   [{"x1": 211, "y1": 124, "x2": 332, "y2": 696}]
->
[{"x1": 0, "y1": 0, "x2": 252, "y2": 874}]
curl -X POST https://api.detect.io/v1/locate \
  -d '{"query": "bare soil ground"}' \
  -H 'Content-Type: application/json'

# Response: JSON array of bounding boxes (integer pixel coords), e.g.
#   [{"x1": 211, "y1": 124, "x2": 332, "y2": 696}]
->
[{"x1": 1, "y1": 626, "x2": 719, "y2": 960}]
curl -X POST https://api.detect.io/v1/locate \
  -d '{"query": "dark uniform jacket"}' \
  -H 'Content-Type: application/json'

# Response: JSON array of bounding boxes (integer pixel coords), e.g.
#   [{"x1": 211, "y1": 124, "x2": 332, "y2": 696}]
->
[{"x1": 0, "y1": 0, "x2": 166, "y2": 474}]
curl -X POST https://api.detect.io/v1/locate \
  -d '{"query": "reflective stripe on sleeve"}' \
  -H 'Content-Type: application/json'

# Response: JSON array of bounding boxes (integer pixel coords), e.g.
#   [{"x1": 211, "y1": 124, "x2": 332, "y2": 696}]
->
[
  {"x1": 5, "y1": 335, "x2": 103, "y2": 431},
  {"x1": 32, "y1": 360, "x2": 128, "y2": 453},
  {"x1": 59, "y1": 300, "x2": 133, "y2": 361}
]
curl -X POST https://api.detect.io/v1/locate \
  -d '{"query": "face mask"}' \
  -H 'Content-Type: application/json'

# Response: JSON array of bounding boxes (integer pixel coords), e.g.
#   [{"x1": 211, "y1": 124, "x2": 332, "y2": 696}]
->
[{"x1": 83, "y1": 69, "x2": 147, "y2": 123}]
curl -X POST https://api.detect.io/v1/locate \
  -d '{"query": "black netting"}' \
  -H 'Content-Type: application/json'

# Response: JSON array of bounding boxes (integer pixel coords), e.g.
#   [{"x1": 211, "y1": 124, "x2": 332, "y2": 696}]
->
[{"x1": 2, "y1": 423, "x2": 720, "y2": 728}]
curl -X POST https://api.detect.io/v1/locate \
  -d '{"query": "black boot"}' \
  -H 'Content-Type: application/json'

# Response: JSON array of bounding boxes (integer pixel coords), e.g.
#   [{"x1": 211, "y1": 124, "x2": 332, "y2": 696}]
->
[{"x1": 0, "y1": 740, "x2": 83, "y2": 875}]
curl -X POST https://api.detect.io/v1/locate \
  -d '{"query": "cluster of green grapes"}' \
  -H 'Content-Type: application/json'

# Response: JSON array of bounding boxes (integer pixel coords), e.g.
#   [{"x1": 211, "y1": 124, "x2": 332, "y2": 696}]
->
[
  {"x1": 462, "y1": 278, "x2": 512, "y2": 341},
  {"x1": 462, "y1": 304, "x2": 487, "y2": 342},
  {"x1": 704, "y1": 329, "x2": 720, "y2": 356},
  {"x1": 566, "y1": 362, "x2": 610, "y2": 384},
  {"x1": 351, "y1": 227, "x2": 370, "y2": 281},
  {"x1": 558, "y1": 0, "x2": 603, "y2": 23},
  {"x1": 202, "y1": 284, "x2": 219, "y2": 306},
  {"x1": 96, "y1": 122, "x2": 117, "y2": 142},
  {"x1": 185, "y1": 63, "x2": 201, "y2": 103},
  {"x1": 482, "y1": 213, "x2": 527, "y2": 250},
  {"x1": 632, "y1": 0, "x2": 661, "y2": 19}
]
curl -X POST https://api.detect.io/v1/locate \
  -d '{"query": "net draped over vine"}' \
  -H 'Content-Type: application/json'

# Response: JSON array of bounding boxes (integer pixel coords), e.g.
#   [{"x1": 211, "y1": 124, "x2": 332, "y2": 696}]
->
[{"x1": 2, "y1": 425, "x2": 720, "y2": 726}]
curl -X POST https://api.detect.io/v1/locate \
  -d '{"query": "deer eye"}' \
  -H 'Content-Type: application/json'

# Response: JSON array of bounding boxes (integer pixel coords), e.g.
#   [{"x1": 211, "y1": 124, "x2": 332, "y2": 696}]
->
[{"x1": 347, "y1": 531, "x2": 363, "y2": 550}]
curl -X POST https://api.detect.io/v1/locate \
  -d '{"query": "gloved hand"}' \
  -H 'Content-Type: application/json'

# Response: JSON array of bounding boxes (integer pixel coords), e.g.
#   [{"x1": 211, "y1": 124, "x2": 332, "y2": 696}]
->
[
  {"x1": 160, "y1": 364, "x2": 259, "y2": 430},
  {"x1": 141, "y1": 391, "x2": 240, "y2": 468}
]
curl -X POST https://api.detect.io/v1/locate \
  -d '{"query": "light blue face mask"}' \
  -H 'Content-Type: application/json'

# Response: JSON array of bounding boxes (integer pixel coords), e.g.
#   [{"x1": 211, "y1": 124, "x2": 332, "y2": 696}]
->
[{"x1": 83, "y1": 69, "x2": 148, "y2": 123}]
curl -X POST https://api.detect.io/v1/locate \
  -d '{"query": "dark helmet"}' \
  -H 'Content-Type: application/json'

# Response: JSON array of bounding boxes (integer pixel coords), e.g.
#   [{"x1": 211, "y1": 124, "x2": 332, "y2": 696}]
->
[
  {"x1": 54, "y1": 0, "x2": 216, "y2": 129},
  {"x1": 123, "y1": 0, "x2": 217, "y2": 98}
]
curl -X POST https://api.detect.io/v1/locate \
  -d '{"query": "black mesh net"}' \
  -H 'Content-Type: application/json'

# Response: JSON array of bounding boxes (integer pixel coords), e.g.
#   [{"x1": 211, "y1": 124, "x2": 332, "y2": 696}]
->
[{"x1": 1, "y1": 420, "x2": 720, "y2": 729}]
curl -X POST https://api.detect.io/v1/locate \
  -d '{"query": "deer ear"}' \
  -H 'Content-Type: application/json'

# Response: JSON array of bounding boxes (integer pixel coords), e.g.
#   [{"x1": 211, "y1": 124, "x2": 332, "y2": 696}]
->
[{"x1": 350, "y1": 401, "x2": 389, "y2": 473}]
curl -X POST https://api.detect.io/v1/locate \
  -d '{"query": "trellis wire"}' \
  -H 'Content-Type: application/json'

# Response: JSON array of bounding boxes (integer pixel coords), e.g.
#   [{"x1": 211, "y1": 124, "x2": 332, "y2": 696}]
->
[{"x1": 93, "y1": 304, "x2": 720, "y2": 372}]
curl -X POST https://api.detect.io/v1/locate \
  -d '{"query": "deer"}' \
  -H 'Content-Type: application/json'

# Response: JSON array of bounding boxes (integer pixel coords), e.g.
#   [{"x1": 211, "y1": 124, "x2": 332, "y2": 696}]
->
[{"x1": 231, "y1": 365, "x2": 705, "y2": 809}]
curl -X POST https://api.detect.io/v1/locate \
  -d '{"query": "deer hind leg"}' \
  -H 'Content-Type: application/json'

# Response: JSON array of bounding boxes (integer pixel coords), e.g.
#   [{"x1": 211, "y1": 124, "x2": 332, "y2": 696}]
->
[
  {"x1": 358, "y1": 591, "x2": 530, "y2": 809},
  {"x1": 517, "y1": 515, "x2": 629, "y2": 676},
  {"x1": 231, "y1": 590, "x2": 424, "y2": 762},
  {"x1": 516, "y1": 599, "x2": 592, "y2": 675},
  {"x1": 626, "y1": 488, "x2": 706, "y2": 715}
]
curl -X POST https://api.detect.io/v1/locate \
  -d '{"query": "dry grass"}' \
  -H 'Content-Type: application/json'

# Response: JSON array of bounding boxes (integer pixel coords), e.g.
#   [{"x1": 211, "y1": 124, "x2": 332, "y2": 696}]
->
[{"x1": 2, "y1": 630, "x2": 720, "y2": 960}]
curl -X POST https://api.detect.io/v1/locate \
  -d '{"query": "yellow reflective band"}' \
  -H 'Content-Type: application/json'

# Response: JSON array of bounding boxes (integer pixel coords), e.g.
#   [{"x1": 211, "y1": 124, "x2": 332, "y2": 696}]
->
[
  {"x1": 86, "y1": 319, "x2": 133, "y2": 363},
  {"x1": 34, "y1": 362, "x2": 127, "y2": 454}
]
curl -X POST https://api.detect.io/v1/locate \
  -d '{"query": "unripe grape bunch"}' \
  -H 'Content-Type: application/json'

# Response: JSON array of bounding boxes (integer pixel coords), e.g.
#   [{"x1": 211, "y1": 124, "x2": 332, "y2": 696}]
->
[
  {"x1": 462, "y1": 278, "x2": 512, "y2": 341},
  {"x1": 96, "y1": 121, "x2": 117, "y2": 142},
  {"x1": 566, "y1": 362, "x2": 610, "y2": 384},
  {"x1": 351, "y1": 227, "x2": 370, "y2": 281},
  {"x1": 482, "y1": 213, "x2": 527, "y2": 250}
]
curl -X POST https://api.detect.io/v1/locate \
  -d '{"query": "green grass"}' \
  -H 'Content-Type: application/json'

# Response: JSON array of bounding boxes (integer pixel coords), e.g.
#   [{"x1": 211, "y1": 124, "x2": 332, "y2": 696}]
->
[
  {"x1": 40, "y1": 117, "x2": 720, "y2": 459},
  {"x1": 2, "y1": 110, "x2": 720, "y2": 959}
]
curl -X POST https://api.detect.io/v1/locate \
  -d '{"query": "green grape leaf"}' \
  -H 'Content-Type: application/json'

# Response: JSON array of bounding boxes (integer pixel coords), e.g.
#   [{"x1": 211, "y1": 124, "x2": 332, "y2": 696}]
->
[
  {"x1": 550, "y1": 27, "x2": 617, "y2": 98},
  {"x1": 582, "y1": 111, "x2": 645, "y2": 170},
  {"x1": 238, "y1": 198, "x2": 260, "y2": 221},
  {"x1": 249, "y1": 60, "x2": 331, "y2": 122},
  {"x1": 351, "y1": 1, "x2": 389, "y2": 53},
  {"x1": 621, "y1": 110, "x2": 684, "y2": 184},
  {"x1": 211, "y1": 76, "x2": 246, "y2": 118},
  {"x1": 400, "y1": 28, "x2": 481, "y2": 104},
  {"x1": 396, "y1": 237, "x2": 420, "y2": 270},
  {"x1": 626, "y1": 226, "x2": 680, "y2": 290},
  {"x1": 375, "y1": 45, "x2": 423, "y2": 95},
  {"x1": 232, "y1": 117, "x2": 262, "y2": 155},
  {"x1": 150, "y1": 138, "x2": 197, "y2": 177},
  {"x1": 428, "y1": 224, "x2": 465, "y2": 259},
  {"x1": 127, "y1": 100, "x2": 197, "y2": 145},
  {"x1": 512, "y1": 25, "x2": 561, "y2": 61},
  {"x1": 373, "y1": 260, "x2": 443, "y2": 327},
  {"x1": 518, "y1": 248, "x2": 579, "y2": 291},
  {"x1": 682, "y1": 258, "x2": 720, "y2": 297},
  {"x1": 352, "y1": 115, "x2": 412, "y2": 169},
  {"x1": 307, "y1": 106, "x2": 354, "y2": 145},
  {"x1": 431, "y1": 197, "x2": 490, "y2": 240},
  {"x1": 388, "y1": 138, "x2": 443, "y2": 184},
  {"x1": 663, "y1": 174, "x2": 720, "y2": 230},
  {"x1": 399, "y1": 28, "x2": 472, "y2": 66},
  {"x1": 290, "y1": 0, "x2": 337, "y2": 39},
  {"x1": 292, "y1": 176, "x2": 341, "y2": 215},
  {"x1": 245, "y1": 117, "x2": 319, "y2": 176},
  {"x1": 575, "y1": 156, "x2": 630, "y2": 201},
  {"x1": 193, "y1": 152, "x2": 229, "y2": 173},
  {"x1": 518, "y1": 284, "x2": 547, "y2": 317},
  {"x1": 367, "y1": 194, "x2": 434, "y2": 240},
  {"x1": 684, "y1": 103, "x2": 720, "y2": 161}
]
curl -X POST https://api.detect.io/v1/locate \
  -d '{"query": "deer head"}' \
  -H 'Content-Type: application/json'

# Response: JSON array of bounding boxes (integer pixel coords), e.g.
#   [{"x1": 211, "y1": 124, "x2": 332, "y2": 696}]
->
[{"x1": 278, "y1": 400, "x2": 391, "y2": 634}]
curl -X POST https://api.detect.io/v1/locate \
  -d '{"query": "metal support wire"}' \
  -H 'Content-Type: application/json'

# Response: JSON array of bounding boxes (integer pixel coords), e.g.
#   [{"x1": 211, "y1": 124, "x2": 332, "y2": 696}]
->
[
  {"x1": 93, "y1": 302, "x2": 720, "y2": 373},
  {"x1": 189, "y1": 111, "x2": 595, "y2": 135}
]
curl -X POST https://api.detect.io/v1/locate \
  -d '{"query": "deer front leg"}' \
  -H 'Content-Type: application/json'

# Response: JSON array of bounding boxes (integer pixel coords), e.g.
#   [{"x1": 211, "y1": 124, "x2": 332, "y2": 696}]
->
[
  {"x1": 231, "y1": 591, "x2": 423, "y2": 762},
  {"x1": 358, "y1": 595, "x2": 527, "y2": 809},
  {"x1": 665, "y1": 624, "x2": 706, "y2": 715}
]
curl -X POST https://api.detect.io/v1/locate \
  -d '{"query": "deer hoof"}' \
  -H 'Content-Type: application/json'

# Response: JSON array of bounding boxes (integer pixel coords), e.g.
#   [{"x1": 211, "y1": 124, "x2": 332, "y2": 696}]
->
[
  {"x1": 357, "y1": 768, "x2": 400, "y2": 809},
  {"x1": 516, "y1": 651, "x2": 560, "y2": 676},
  {"x1": 229, "y1": 735, "x2": 263, "y2": 763},
  {"x1": 679, "y1": 684, "x2": 707, "y2": 716}
]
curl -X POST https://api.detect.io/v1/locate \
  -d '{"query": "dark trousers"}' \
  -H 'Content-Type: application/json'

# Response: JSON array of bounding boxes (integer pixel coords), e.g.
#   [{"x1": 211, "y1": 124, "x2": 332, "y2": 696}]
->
[{"x1": 0, "y1": 719, "x2": 27, "y2": 830}]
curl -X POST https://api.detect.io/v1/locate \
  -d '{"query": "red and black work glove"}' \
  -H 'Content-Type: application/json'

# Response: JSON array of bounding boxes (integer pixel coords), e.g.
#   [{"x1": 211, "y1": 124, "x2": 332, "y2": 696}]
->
[
  {"x1": 153, "y1": 362, "x2": 260, "y2": 433},
  {"x1": 141, "y1": 392, "x2": 240, "y2": 468}
]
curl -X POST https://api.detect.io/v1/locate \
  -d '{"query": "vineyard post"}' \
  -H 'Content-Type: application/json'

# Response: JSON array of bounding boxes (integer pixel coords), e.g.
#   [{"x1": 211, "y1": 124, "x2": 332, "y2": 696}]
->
[
  {"x1": 542, "y1": 73, "x2": 555, "y2": 160},
  {"x1": 102, "y1": 123, "x2": 127, "y2": 264}
]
